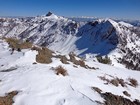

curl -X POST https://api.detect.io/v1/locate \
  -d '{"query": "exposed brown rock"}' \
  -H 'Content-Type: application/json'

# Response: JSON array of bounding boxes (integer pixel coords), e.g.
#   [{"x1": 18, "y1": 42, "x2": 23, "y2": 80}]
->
[
  {"x1": 123, "y1": 91, "x2": 131, "y2": 97},
  {"x1": 128, "y1": 78, "x2": 138, "y2": 87},
  {"x1": 101, "y1": 92, "x2": 140, "y2": 105},
  {"x1": 0, "y1": 91, "x2": 18, "y2": 105},
  {"x1": 60, "y1": 56, "x2": 69, "y2": 64},
  {"x1": 91, "y1": 87, "x2": 102, "y2": 94},
  {"x1": 36, "y1": 47, "x2": 52, "y2": 64}
]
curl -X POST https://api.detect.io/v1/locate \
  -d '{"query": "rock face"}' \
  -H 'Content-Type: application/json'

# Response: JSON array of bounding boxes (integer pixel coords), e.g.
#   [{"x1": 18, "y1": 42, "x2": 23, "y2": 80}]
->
[
  {"x1": 0, "y1": 13, "x2": 140, "y2": 70},
  {"x1": 46, "y1": 11, "x2": 53, "y2": 16}
]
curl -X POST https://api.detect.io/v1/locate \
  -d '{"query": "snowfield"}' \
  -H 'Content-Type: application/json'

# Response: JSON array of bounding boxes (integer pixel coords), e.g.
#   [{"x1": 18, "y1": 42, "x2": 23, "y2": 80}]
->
[{"x1": 0, "y1": 39, "x2": 140, "y2": 105}]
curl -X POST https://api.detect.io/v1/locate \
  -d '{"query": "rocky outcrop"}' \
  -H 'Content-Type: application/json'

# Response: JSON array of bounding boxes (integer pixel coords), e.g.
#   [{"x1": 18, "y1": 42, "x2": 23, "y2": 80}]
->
[{"x1": 101, "y1": 92, "x2": 140, "y2": 105}]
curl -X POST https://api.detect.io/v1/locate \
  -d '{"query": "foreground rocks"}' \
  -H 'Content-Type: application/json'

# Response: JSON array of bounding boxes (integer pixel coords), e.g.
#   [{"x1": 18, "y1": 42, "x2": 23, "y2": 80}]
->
[
  {"x1": 101, "y1": 92, "x2": 140, "y2": 105},
  {"x1": 0, "y1": 91, "x2": 18, "y2": 105}
]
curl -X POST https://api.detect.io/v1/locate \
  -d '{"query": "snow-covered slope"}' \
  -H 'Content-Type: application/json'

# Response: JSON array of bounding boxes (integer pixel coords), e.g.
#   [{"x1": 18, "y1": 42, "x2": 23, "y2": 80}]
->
[{"x1": 0, "y1": 39, "x2": 140, "y2": 105}]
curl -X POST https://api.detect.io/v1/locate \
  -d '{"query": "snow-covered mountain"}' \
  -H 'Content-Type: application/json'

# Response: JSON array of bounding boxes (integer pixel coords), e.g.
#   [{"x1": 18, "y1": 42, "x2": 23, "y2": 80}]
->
[
  {"x1": 0, "y1": 12, "x2": 140, "y2": 71},
  {"x1": 0, "y1": 12, "x2": 140, "y2": 105}
]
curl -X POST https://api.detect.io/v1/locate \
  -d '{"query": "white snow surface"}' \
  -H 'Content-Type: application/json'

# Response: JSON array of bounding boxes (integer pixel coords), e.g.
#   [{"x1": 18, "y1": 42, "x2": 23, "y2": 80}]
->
[
  {"x1": 0, "y1": 39, "x2": 140, "y2": 105},
  {"x1": 119, "y1": 21, "x2": 133, "y2": 27}
]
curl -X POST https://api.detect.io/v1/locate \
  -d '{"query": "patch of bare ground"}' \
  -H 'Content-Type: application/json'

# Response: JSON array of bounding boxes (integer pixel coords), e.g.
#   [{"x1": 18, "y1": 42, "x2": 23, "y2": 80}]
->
[
  {"x1": 101, "y1": 92, "x2": 140, "y2": 105},
  {"x1": 69, "y1": 52, "x2": 95, "y2": 69},
  {"x1": 99, "y1": 75, "x2": 139, "y2": 88},
  {"x1": 0, "y1": 91, "x2": 18, "y2": 105},
  {"x1": 123, "y1": 91, "x2": 131, "y2": 97},
  {"x1": 128, "y1": 78, "x2": 138, "y2": 87},
  {"x1": 91, "y1": 87, "x2": 102, "y2": 94},
  {"x1": 54, "y1": 52, "x2": 95, "y2": 69},
  {"x1": 34, "y1": 47, "x2": 53, "y2": 64},
  {"x1": 4, "y1": 38, "x2": 32, "y2": 53},
  {"x1": 91, "y1": 86, "x2": 140, "y2": 105},
  {"x1": 60, "y1": 55, "x2": 69, "y2": 64},
  {"x1": 96, "y1": 56, "x2": 112, "y2": 65}
]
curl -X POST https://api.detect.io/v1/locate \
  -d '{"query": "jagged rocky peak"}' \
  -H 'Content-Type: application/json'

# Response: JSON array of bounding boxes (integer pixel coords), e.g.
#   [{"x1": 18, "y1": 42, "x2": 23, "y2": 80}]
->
[
  {"x1": 44, "y1": 12, "x2": 61, "y2": 19},
  {"x1": 46, "y1": 11, "x2": 53, "y2": 16},
  {"x1": 32, "y1": 12, "x2": 62, "y2": 23}
]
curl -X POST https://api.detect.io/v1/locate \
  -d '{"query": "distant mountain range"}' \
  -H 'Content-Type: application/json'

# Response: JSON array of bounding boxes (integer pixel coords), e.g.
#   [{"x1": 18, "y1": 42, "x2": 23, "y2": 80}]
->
[{"x1": 0, "y1": 12, "x2": 140, "y2": 70}]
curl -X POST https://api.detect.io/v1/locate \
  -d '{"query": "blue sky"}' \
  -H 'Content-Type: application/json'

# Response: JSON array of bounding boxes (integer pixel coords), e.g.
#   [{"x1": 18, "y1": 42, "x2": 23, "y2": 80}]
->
[{"x1": 0, "y1": 0, "x2": 140, "y2": 19}]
